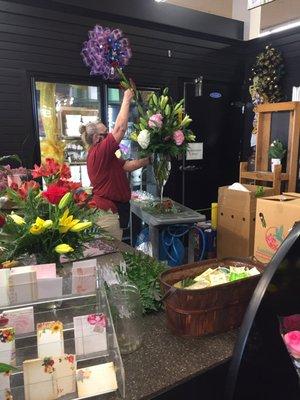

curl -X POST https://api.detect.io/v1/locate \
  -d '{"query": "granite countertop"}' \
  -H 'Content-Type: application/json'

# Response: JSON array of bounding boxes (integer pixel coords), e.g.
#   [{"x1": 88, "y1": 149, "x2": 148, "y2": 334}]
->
[
  {"x1": 97, "y1": 239, "x2": 237, "y2": 400},
  {"x1": 106, "y1": 313, "x2": 236, "y2": 400}
]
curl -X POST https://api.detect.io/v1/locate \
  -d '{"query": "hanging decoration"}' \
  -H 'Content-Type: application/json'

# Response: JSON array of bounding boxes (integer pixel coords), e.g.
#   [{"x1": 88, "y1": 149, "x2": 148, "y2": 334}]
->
[
  {"x1": 81, "y1": 25, "x2": 132, "y2": 80},
  {"x1": 36, "y1": 82, "x2": 65, "y2": 163},
  {"x1": 249, "y1": 45, "x2": 285, "y2": 136}
]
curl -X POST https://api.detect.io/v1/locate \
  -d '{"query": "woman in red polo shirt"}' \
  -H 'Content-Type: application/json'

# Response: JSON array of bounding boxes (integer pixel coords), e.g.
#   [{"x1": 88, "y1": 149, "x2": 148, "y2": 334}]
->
[{"x1": 80, "y1": 89, "x2": 149, "y2": 240}]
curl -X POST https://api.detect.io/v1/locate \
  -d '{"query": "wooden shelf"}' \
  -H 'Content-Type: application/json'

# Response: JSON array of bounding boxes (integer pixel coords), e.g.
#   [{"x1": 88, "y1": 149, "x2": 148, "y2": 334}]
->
[
  {"x1": 257, "y1": 101, "x2": 300, "y2": 113},
  {"x1": 240, "y1": 101, "x2": 300, "y2": 194},
  {"x1": 240, "y1": 170, "x2": 289, "y2": 181}
]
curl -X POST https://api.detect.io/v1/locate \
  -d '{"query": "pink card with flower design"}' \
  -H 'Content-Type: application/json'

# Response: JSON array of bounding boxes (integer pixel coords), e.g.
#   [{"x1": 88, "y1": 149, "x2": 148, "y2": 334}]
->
[
  {"x1": 76, "y1": 362, "x2": 117, "y2": 398},
  {"x1": 37, "y1": 321, "x2": 64, "y2": 359},
  {"x1": 73, "y1": 313, "x2": 108, "y2": 356},
  {"x1": 71, "y1": 262, "x2": 96, "y2": 295},
  {"x1": 0, "y1": 327, "x2": 16, "y2": 365},
  {"x1": 2, "y1": 306, "x2": 34, "y2": 335},
  {"x1": 23, "y1": 354, "x2": 76, "y2": 400}
]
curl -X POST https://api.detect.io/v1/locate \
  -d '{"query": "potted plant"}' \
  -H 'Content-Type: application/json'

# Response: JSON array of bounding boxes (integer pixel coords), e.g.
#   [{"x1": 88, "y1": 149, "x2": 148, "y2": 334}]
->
[{"x1": 268, "y1": 139, "x2": 286, "y2": 172}]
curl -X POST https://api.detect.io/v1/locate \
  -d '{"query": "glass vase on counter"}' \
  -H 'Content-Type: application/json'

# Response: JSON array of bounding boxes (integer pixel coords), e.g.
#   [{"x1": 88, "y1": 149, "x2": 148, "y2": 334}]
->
[
  {"x1": 108, "y1": 282, "x2": 143, "y2": 355},
  {"x1": 152, "y1": 153, "x2": 172, "y2": 203}
]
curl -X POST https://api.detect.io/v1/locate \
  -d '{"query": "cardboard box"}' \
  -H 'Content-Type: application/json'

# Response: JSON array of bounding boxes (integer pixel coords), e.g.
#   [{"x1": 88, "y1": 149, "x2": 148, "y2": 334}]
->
[
  {"x1": 217, "y1": 185, "x2": 275, "y2": 259},
  {"x1": 254, "y1": 194, "x2": 300, "y2": 263}
]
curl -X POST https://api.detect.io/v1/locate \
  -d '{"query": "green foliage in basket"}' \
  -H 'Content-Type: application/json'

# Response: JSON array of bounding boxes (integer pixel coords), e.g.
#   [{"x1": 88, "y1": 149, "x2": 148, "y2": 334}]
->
[
  {"x1": 268, "y1": 139, "x2": 286, "y2": 160},
  {"x1": 121, "y1": 252, "x2": 167, "y2": 313},
  {"x1": 180, "y1": 277, "x2": 197, "y2": 288}
]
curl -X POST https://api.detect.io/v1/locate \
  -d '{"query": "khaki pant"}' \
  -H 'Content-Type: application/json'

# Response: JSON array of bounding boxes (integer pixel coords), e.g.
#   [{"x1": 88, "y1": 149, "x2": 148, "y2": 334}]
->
[{"x1": 96, "y1": 213, "x2": 123, "y2": 241}]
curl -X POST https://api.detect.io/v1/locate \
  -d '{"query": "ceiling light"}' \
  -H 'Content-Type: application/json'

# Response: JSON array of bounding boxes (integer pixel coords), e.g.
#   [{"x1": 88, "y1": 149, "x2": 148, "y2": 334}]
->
[
  {"x1": 260, "y1": 19, "x2": 300, "y2": 37},
  {"x1": 154, "y1": 0, "x2": 166, "y2": 2}
]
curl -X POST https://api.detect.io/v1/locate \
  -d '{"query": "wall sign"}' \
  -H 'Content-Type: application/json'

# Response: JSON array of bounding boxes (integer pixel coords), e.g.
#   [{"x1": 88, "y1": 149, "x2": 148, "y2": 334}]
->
[
  {"x1": 247, "y1": 0, "x2": 275, "y2": 10},
  {"x1": 186, "y1": 143, "x2": 203, "y2": 160}
]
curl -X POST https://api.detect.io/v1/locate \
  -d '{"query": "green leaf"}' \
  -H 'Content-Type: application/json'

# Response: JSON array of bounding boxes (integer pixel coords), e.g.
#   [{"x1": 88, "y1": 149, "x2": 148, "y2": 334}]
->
[
  {"x1": 119, "y1": 252, "x2": 167, "y2": 314},
  {"x1": 180, "y1": 277, "x2": 196, "y2": 288},
  {"x1": 0, "y1": 363, "x2": 18, "y2": 373}
]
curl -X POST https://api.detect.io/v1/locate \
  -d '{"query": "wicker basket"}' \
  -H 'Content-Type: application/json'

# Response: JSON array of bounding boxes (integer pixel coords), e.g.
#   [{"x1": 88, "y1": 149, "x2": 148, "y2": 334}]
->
[{"x1": 159, "y1": 258, "x2": 264, "y2": 337}]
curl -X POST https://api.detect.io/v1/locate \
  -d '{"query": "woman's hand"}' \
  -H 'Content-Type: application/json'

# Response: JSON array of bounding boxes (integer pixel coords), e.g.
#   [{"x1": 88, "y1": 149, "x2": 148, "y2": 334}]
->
[{"x1": 123, "y1": 88, "x2": 134, "y2": 103}]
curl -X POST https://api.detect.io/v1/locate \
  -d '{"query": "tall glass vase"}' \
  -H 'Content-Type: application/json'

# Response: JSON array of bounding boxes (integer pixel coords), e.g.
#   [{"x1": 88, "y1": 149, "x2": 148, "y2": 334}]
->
[{"x1": 152, "y1": 153, "x2": 171, "y2": 203}]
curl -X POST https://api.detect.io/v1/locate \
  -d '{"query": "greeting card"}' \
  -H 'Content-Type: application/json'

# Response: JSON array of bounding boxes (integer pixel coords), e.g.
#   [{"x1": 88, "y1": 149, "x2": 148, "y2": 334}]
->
[
  {"x1": 76, "y1": 362, "x2": 117, "y2": 398},
  {"x1": 8, "y1": 267, "x2": 37, "y2": 305},
  {"x1": 72, "y1": 260, "x2": 96, "y2": 295},
  {"x1": 37, "y1": 277, "x2": 63, "y2": 300},
  {"x1": 31, "y1": 264, "x2": 56, "y2": 280},
  {"x1": 23, "y1": 354, "x2": 76, "y2": 400},
  {"x1": 0, "y1": 372, "x2": 11, "y2": 400},
  {"x1": 0, "y1": 269, "x2": 10, "y2": 307},
  {"x1": 37, "y1": 321, "x2": 64, "y2": 359},
  {"x1": 72, "y1": 259, "x2": 97, "y2": 268},
  {"x1": 74, "y1": 314, "x2": 108, "y2": 356},
  {"x1": 0, "y1": 327, "x2": 15, "y2": 365},
  {"x1": 2, "y1": 306, "x2": 34, "y2": 335}
]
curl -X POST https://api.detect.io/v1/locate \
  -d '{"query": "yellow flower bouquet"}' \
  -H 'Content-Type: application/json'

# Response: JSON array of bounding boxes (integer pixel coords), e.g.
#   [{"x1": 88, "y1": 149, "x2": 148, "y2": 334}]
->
[{"x1": 0, "y1": 159, "x2": 103, "y2": 267}]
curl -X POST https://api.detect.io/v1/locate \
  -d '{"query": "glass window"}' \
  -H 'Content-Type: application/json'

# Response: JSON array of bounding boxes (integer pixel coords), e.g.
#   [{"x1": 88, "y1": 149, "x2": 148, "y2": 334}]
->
[{"x1": 33, "y1": 81, "x2": 102, "y2": 187}]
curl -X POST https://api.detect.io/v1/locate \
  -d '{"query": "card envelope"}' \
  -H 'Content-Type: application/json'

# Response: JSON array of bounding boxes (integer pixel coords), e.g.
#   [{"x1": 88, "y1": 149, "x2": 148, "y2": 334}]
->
[
  {"x1": 74, "y1": 314, "x2": 107, "y2": 356},
  {"x1": 37, "y1": 321, "x2": 64, "y2": 359},
  {"x1": 76, "y1": 362, "x2": 117, "y2": 398},
  {"x1": 23, "y1": 354, "x2": 76, "y2": 400},
  {"x1": 2, "y1": 306, "x2": 34, "y2": 335},
  {"x1": 0, "y1": 327, "x2": 15, "y2": 365}
]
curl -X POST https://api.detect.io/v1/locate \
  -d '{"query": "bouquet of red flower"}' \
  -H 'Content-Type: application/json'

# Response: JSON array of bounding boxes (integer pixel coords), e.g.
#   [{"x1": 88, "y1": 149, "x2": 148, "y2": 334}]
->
[{"x1": 0, "y1": 159, "x2": 102, "y2": 267}]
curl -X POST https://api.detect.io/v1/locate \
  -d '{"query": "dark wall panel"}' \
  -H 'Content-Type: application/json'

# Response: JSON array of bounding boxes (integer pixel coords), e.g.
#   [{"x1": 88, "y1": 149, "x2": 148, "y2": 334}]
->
[
  {"x1": 242, "y1": 26, "x2": 300, "y2": 159},
  {"x1": 0, "y1": 0, "x2": 244, "y2": 167}
]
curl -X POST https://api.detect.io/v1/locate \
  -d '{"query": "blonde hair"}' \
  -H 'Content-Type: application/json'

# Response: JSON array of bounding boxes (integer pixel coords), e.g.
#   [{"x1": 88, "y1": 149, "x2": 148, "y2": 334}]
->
[{"x1": 80, "y1": 122, "x2": 98, "y2": 149}]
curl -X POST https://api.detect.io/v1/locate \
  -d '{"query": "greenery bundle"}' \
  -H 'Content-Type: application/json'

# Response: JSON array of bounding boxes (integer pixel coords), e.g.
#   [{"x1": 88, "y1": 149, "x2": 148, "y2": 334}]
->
[{"x1": 120, "y1": 252, "x2": 167, "y2": 313}]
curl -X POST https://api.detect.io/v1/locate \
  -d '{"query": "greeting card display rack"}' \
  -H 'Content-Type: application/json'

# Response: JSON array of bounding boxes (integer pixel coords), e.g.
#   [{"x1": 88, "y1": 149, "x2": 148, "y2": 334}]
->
[{"x1": 0, "y1": 261, "x2": 125, "y2": 400}]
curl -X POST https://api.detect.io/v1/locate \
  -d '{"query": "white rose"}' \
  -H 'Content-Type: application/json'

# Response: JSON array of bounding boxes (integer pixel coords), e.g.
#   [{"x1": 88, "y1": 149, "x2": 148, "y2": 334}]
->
[{"x1": 137, "y1": 129, "x2": 150, "y2": 149}]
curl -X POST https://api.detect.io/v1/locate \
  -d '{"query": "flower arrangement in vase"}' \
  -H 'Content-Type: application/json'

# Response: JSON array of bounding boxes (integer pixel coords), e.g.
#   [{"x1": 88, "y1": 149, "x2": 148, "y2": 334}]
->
[
  {"x1": 131, "y1": 89, "x2": 195, "y2": 201},
  {"x1": 80, "y1": 25, "x2": 196, "y2": 202},
  {"x1": 0, "y1": 158, "x2": 103, "y2": 267},
  {"x1": 268, "y1": 139, "x2": 286, "y2": 172}
]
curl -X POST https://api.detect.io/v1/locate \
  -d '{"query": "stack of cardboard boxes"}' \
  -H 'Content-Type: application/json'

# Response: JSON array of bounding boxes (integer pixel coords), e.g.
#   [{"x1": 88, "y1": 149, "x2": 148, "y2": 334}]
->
[
  {"x1": 217, "y1": 185, "x2": 274, "y2": 259},
  {"x1": 217, "y1": 187, "x2": 300, "y2": 263}
]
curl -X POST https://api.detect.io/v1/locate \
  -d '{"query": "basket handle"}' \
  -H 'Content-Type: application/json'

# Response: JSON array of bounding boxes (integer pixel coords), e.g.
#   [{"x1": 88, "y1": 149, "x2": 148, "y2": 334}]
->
[{"x1": 161, "y1": 286, "x2": 178, "y2": 302}]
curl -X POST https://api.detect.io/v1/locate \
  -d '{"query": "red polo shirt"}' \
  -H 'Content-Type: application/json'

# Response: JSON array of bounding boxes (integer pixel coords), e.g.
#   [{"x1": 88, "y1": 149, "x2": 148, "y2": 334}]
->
[{"x1": 87, "y1": 133, "x2": 131, "y2": 213}]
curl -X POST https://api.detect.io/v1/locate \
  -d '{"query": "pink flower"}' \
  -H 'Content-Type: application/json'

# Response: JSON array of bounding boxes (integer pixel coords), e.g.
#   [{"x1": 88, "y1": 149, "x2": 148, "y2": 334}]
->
[
  {"x1": 173, "y1": 130, "x2": 185, "y2": 146},
  {"x1": 148, "y1": 113, "x2": 163, "y2": 129},
  {"x1": 87, "y1": 313, "x2": 107, "y2": 328},
  {"x1": 283, "y1": 315, "x2": 300, "y2": 332},
  {"x1": 283, "y1": 331, "x2": 300, "y2": 358}
]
